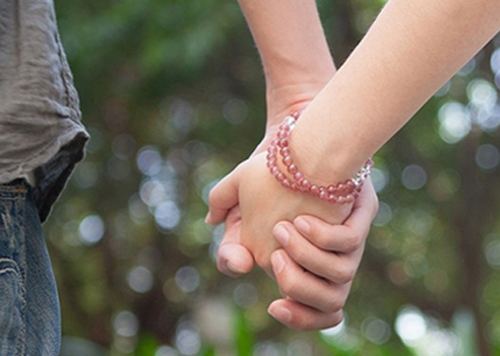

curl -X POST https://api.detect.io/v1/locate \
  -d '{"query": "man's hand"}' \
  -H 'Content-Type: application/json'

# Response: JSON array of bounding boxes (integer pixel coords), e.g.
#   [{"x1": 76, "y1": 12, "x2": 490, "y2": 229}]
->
[
  {"x1": 213, "y1": 99, "x2": 312, "y2": 277},
  {"x1": 209, "y1": 162, "x2": 378, "y2": 329},
  {"x1": 268, "y1": 178, "x2": 378, "y2": 330},
  {"x1": 207, "y1": 152, "x2": 356, "y2": 275}
]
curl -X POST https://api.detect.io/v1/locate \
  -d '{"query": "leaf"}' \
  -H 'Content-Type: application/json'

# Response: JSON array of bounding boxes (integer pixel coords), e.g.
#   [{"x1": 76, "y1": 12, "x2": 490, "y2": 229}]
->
[
  {"x1": 135, "y1": 333, "x2": 160, "y2": 356},
  {"x1": 233, "y1": 308, "x2": 254, "y2": 356}
]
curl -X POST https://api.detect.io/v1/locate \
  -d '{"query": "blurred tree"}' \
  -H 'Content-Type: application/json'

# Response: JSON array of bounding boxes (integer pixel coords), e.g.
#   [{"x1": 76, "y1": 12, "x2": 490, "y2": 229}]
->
[{"x1": 47, "y1": 0, "x2": 500, "y2": 354}]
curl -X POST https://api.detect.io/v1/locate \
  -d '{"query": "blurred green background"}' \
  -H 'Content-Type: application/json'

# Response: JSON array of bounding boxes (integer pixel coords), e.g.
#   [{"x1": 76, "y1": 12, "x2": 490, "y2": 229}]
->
[{"x1": 48, "y1": 0, "x2": 500, "y2": 355}]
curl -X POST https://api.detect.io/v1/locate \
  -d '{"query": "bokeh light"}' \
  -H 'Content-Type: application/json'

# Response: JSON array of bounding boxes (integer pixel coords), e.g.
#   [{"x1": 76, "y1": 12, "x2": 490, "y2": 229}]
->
[
  {"x1": 233, "y1": 282, "x2": 258, "y2": 308},
  {"x1": 48, "y1": 1, "x2": 500, "y2": 354},
  {"x1": 372, "y1": 201, "x2": 392, "y2": 226},
  {"x1": 395, "y1": 307, "x2": 427, "y2": 344},
  {"x1": 154, "y1": 200, "x2": 182, "y2": 230},
  {"x1": 175, "y1": 322, "x2": 201, "y2": 356},
  {"x1": 438, "y1": 102, "x2": 471, "y2": 143},
  {"x1": 361, "y1": 317, "x2": 391, "y2": 344},
  {"x1": 113, "y1": 311, "x2": 139, "y2": 338},
  {"x1": 155, "y1": 345, "x2": 179, "y2": 356},
  {"x1": 137, "y1": 146, "x2": 163, "y2": 176},
  {"x1": 371, "y1": 167, "x2": 388, "y2": 192},
  {"x1": 127, "y1": 266, "x2": 154, "y2": 293},
  {"x1": 401, "y1": 165, "x2": 427, "y2": 190},
  {"x1": 475, "y1": 144, "x2": 500, "y2": 170},
  {"x1": 175, "y1": 266, "x2": 200, "y2": 293},
  {"x1": 78, "y1": 214, "x2": 105, "y2": 245}
]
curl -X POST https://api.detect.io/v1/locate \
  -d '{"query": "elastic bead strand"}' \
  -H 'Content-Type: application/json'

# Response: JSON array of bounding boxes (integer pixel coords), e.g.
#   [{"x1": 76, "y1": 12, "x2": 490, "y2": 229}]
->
[{"x1": 266, "y1": 112, "x2": 373, "y2": 204}]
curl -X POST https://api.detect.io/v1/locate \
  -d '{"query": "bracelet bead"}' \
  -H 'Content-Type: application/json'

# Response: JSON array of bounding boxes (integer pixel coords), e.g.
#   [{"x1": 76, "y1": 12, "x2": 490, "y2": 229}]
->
[
  {"x1": 287, "y1": 164, "x2": 298, "y2": 174},
  {"x1": 266, "y1": 113, "x2": 373, "y2": 204}
]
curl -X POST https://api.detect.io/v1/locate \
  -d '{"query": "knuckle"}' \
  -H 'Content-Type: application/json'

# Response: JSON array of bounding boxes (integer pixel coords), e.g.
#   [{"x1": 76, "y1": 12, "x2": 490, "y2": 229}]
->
[
  {"x1": 289, "y1": 310, "x2": 344, "y2": 331},
  {"x1": 286, "y1": 320, "x2": 306, "y2": 331},
  {"x1": 336, "y1": 265, "x2": 356, "y2": 284},
  {"x1": 322, "y1": 291, "x2": 345, "y2": 313},
  {"x1": 339, "y1": 271, "x2": 354, "y2": 285},
  {"x1": 279, "y1": 275, "x2": 297, "y2": 296},
  {"x1": 329, "y1": 296, "x2": 346, "y2": 312},
  {"x1": 208, "y1": 188, "x2": 218, "y2": 206},
  {"x1": 344, "y1": 232, "x2": 362, "y2": 252},
  {"x1": 291, "y1": 321, "x2": 313, "y2": 331},
  {"x1": 328, "y1": 312, "x2": 344, "y2": 328},
  {"x1": 289, "y1": 246, "x2": 307, "y2": 265},
  {"x1": 320, "y1": 288, "x2": 346, "y2": 313},
  {"x1": 321, "y1": 300, "x2": 336, "y2": 314},
  {"x1": 315, "y1": 233, "x2": 333, "y2": 250},
  {"x1": 287, "y1": 313, "x2": 317, "y2": 331}
]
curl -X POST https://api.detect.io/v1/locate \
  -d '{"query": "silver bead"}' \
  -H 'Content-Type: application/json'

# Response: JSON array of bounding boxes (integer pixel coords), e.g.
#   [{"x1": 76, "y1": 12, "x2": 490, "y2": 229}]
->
[{"x1": 284, "y1": 116, "x2": 296, "y2": 130}]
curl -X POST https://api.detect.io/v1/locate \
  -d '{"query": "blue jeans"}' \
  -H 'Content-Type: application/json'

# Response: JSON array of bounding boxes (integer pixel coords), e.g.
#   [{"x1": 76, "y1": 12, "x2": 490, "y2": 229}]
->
[{"x1": 0, "y1": 180, "x2": 61, "y2": 355}]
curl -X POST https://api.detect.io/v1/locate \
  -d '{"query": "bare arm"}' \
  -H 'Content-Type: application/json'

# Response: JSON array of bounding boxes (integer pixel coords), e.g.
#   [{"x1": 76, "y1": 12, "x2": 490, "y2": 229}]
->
[
  {"x1": 237, "y1": 0, "x2": 336, "y2": 126},
  {"x1": 210, "y1": 0, "x2": 499, "y2": 329},
  {"x1": 292, "y1": 0, "x2": 500, "y2": 181},
  {"x1": 213, "y1": 0, "x2": 380, "y2": 331}
]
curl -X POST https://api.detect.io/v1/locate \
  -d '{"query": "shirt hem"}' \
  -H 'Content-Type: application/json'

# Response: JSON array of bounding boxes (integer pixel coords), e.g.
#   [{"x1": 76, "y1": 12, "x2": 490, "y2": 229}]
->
[{"x1": 0, "y1": 123, "x2": 89, "y2": 222}]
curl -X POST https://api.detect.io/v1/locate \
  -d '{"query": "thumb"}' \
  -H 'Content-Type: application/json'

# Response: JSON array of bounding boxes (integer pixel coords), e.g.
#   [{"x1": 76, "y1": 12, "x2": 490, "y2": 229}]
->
[
  {"x1": 217, "y1": 206, "x2": 254, "y2": 277},
  {"x1": 206, "y1": 165, "x2": 242, "y2": 225},
  {"x1": 218, "y1": 243, "x2": 254, "y2": 277}
]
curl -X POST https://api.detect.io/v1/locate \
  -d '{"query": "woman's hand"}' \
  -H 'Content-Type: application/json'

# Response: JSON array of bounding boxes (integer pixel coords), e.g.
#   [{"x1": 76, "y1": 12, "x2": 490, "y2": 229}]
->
[
  {"x1": 207, "y1": 151, "x2": 353, "y2": 276},
  {"x1": 208, "y1": 152, "x2": 378, "y2": 330},
  {"x1": 268, "y1": 178, "x2": 378, "y2": 330},
  {"x1": 214, "y1": 99, "x2": 313, "y2": 277}
]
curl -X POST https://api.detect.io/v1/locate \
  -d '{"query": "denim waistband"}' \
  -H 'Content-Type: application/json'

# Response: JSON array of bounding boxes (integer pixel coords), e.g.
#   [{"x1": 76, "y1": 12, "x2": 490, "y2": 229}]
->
[{"x1": 0, "y1": 179, "x2": 29, "y2": 197}]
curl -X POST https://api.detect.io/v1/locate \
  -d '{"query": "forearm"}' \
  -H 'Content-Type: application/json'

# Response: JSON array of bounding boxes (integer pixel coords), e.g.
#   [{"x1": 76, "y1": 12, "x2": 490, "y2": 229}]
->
[
  {"x1": 292, "y1": 0, "x2": 500, "y2": 182},
  {"x1": 238, "y1": 0, "x2": 336, "y2": 125}
]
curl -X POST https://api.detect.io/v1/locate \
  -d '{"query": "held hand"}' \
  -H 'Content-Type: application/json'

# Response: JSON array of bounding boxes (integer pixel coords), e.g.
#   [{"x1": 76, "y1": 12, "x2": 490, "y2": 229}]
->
[
  {"x1": 214, "y1": 100, "x2": 311, "y2": 277},
  {"x1": 213, "y1": 130, "x2": 279, "y2": 277},
  {"x1": 268, "y1": 178, "x2": 378, "y2": 330},
  {"x1": 214, "y1": 205, "x2": 254, "y2": 277},
  {"x1": 207, "y1": 152, "x2": 353, "y2": 276}
]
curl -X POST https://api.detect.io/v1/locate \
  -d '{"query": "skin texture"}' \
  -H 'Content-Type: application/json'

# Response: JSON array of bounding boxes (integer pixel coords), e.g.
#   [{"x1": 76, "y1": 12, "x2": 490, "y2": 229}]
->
[
  {"x1": 235, "y1": 0, "x2": 337, "y2": 127},
  {"x1": 207, "y1": 152, "x2": 378, "y2": 329},
  {"x1": 208, "y1": 152, "x2": 353, "y2": 275},
  {"x1": 290, "y1": 0, "x2": 500, "y2": 182},
  {"x1": 269, "y1": 177, "x2": 378, "y2": 329},
  {"x1": 209, "y1": 0, "x2": 380, "y2": 330},
  {"x1": 211, "y1": 108, "x2": 379, "y2": 330},
  {"x1": 210, "y1": 0, "x2": 500, "y2": 330}
]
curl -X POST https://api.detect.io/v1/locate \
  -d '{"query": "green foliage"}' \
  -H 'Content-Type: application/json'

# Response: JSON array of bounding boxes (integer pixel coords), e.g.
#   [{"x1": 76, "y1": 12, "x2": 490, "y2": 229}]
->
[
  {"x1": 200, "y1": 346, "x2": 216, "y2": 356},
  {"x1": 47, "y1": 0, "x2": 500, "y2": 354},
  {"x1": 135, "y1": 334, "x2": 161, "y2": 356},
  {"x1": 234, "y1": 308, "x2": 255, "y2": 356}
]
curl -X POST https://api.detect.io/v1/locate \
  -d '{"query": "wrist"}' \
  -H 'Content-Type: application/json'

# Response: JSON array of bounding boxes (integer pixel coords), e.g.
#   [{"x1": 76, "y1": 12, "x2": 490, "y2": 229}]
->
[
  {"x1": 286, "y1": 109, "x2": 373, "y2": 187},
  {"x1": 267, "y1": 114, "x2": 373, "y2": 204},
  {"x1": 265, "y1": 77, "x2": 335, "y2": 129}
]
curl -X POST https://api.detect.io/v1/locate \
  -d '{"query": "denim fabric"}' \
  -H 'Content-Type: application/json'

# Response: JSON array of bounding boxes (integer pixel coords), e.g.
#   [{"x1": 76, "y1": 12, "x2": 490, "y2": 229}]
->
[{"x1": 0, "y1": 180, "x2": 61, "y2": 355}]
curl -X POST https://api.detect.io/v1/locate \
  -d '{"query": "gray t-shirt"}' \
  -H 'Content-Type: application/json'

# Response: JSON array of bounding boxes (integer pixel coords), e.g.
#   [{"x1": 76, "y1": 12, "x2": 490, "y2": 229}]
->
[{"x1": 0, "y1": 0, "x2": 88, "y2": 222}]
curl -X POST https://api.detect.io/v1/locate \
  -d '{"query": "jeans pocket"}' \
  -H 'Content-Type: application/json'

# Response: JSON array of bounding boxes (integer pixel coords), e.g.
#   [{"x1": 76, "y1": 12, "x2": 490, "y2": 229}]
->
[{"x1": 0, "y1": 258, "x2": 25, "y2": 355}]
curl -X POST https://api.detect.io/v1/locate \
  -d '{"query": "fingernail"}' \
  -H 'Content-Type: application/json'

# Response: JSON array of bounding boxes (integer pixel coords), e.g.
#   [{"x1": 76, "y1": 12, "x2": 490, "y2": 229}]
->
[
  {"x1": 274, "y1": 225, "x2": 289, "y2": 246},
  {"x1": 268, "y1": 305, "x2": 291, "y2": 323},
  {"x1": 227, "y1": 260, "x2": 244, "y2": 274},
  {"x1": 294, "y1": 217, "x2": 310, "y2": 234},
  {"x1": 204, "y1": 212, "x2": 212, "y2": 224},
  {"x1": 271, "y1": 251, "x2": 286, "y2": 274}
]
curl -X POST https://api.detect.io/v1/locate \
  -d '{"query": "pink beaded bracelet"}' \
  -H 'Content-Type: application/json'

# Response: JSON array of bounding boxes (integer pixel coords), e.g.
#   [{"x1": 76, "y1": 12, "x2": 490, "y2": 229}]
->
[{"x1": 266, "y1": 113, "x2": 373, "y2": 204}]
